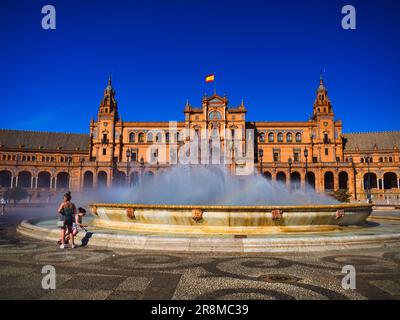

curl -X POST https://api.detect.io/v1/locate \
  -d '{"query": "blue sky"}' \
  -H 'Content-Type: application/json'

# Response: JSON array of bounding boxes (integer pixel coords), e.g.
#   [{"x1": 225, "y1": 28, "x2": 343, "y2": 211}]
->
[{"x1": 0, "y1": 0, "x2": 399, "y2": 133}]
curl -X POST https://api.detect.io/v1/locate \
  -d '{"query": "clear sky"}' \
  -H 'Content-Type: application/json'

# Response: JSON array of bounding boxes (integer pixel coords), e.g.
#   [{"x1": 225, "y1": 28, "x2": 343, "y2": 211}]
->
[{"x1": 0, "y1": 0, "x2": 399, "y2": 134}]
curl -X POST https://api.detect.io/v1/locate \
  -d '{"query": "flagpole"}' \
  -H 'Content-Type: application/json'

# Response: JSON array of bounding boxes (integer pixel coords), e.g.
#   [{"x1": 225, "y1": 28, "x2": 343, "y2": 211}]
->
[{"x1": 205, "y1": 73, "x2": 216, "y2": 96}]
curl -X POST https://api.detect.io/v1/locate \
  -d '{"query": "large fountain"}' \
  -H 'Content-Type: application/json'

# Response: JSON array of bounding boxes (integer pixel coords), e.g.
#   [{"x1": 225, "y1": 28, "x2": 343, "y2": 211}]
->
[
  {"x1": 89, "y1": 165, "x2": 372, "y2": 235},
  {"x1": 20, "y1": 165, "x2": 400, "y2": 252}
]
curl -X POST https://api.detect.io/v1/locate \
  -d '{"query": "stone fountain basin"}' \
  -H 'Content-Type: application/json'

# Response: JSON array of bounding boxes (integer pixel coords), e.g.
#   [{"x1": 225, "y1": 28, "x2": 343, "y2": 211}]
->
[{"x1": 88, "y1": 203, "x2": 373, "y2": 235}]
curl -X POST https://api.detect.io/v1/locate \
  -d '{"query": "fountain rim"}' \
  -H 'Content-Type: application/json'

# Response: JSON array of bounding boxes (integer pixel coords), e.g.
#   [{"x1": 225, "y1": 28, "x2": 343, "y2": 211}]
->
[{"x1": 89, "y1": 203, "x2": 373, "y2": 211}]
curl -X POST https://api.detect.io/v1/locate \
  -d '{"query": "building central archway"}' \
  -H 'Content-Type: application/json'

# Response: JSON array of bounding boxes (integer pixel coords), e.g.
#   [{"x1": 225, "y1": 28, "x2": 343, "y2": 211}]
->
[{"x1": 290, "y1": 172, "x2": 301, "y2": 192}]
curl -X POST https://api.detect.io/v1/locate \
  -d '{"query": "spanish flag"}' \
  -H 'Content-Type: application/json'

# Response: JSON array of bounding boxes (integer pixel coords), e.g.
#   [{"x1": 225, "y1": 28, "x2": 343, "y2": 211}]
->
[{"x1": 205, "y1": 74, "x2": 215, "y2": 83}]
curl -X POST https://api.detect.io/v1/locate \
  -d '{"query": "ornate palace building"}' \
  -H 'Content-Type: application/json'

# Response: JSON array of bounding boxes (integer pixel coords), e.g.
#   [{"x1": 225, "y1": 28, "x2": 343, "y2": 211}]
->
[{"x1": 0, "y1": 77, "x2": 399, "y2": 202}]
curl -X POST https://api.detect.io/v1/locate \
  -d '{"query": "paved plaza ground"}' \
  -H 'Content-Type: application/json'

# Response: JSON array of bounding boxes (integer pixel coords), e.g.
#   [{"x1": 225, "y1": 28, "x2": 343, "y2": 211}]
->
[{"x1": 0, "y1": 207, "x2": 399, "y2": 300}]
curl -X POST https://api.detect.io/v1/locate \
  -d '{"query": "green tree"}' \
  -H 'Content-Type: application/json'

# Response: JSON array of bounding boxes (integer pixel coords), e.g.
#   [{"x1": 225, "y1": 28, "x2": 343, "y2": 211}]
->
[
  {"x1": 333, "y1": 189, "x2": 351, "y2": 203},
  {"x1": 5, "y1": 187, "x2": 29, "y2": 204}
]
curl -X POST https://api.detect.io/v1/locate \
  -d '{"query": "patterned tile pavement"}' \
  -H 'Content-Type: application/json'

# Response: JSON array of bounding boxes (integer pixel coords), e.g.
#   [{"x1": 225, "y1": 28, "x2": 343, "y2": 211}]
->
[{"x1": 0, "y1": 207, "x2": 399, "y2": 300}]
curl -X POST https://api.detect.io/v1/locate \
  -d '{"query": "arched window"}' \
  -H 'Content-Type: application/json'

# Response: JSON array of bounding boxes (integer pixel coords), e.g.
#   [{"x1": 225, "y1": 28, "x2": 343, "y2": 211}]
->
[
  {"x1": 268, "y1": 133, "x2": 274, "y2": 142},
  {"x1": 165, "y1": 132, "x2": 170, "y2": 143},
  {"x1": 286, "y1": 133, "x2": 292, "y2": 143},
  {"x1": 147, "y1": 132, "x2": 153, "y2": 142},
  {"x1": 138, "y1": 133, "x2": 145, "y2": 143},
  {"x1": 259, "y1": 133, "x2": 265, "y2": 143},
  {"x1": 295, "y1": 133, "x2": 302, "y2": 142},
  {"x1": 129, "y1": 132, "x2": 135, "y2": 143},
  {"x1": 209, "y1": 111, "x2": 221, "y2": 120},
  {"x1": 156, "y1": 132, "x2": 162, "y2": 142},
  {"x1": 277, "y1": 133, "x2": 283, "y2": 142}
]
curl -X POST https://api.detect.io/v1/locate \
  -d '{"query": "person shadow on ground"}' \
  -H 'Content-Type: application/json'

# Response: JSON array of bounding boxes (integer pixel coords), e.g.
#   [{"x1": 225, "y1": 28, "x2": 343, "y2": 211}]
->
[{"x1": 80, "y1": 232, "x2": 93, "y2": 247}]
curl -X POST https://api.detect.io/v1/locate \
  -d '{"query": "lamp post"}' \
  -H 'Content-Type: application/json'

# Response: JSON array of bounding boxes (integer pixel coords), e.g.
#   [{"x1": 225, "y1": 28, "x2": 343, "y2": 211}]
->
[
  {"x1": 14, "y1": 155, "x2": 20, "y2": 188},
  {"x1": 155, "y1": 149, "x2": 159, "y2": 170},
  {"x1": 140, "y1": 156, "x2": 145, "y2": 188},
  {"x1": 126, "y1": 148, "x2": 131, "y2": 187},
  {"x1": 288, "y1": 157, "x2": 292, "y2": 191},
  {"x1": 366, "y1": 156, "x2": 372, "y2": 203},
  {"x1": 304, "y1": 148, "x2": 309, "y2": 192},
  {"x1": 351, "y1": 157, "x2": 357, "y2": 200},
  {"x1": 80, "y1": 157, "x2": 85, "y2": 192},
  {"x1": 259, "y1": 149, "x2": 264, "y2": 176},
  {"x1": 67, "y1": 155, "x2": 72, "y2": 191}
]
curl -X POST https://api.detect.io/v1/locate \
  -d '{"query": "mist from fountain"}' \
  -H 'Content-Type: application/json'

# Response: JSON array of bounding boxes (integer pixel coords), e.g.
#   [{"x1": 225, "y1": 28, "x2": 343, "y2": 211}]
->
[{"x1": 83, "y1": 165, "x2": 338, "y2": 206}]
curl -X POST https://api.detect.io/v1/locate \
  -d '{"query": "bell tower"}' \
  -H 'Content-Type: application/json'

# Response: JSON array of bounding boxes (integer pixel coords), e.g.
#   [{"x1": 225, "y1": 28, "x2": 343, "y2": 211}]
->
[
  {"x1": 98, "y1": 76, "x2": 118, "y2": 120},
  {"x1": 310, "y1": 74, "x2": 343, "y2": 163},
  {"x1": 90, "y1": 76, "x2": 119, "y2": 164},
  {"x1": 312, "y1": 74, "x2": 333, "y2": 119}
]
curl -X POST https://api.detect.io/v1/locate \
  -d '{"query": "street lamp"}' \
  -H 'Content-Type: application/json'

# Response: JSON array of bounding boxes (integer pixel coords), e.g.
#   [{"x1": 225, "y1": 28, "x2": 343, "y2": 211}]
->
[
  {"x1": 126, "y1": 148, "x2": 131, "y2": 187},
  {"x1": 155, "y1": 149, "x2": 159, "y2": 168},
  {"x1": 366, "y1": 156, "x2": 372, "y2": 203},
  {"x1": 79, "y1": 157, "x2": 85, "y2": 192},
  {"x1": 288, "y1": 157, "x2": 292, "y2": 191},
  {"x1": 67, "y1": 155, "x2": 72, "y2": 190},
  {"x1": 304, "y1": 148, "x2": 309, "y2": 192},
  {"x1": 259, "y1": 149, "x2": 264, "y2": 175},
  {"x1": 351, "y1": 157, "x2": 357, "y2": 200},
  {"x1": 139, "y1": 156, "x2": 145, "y2": 189}
]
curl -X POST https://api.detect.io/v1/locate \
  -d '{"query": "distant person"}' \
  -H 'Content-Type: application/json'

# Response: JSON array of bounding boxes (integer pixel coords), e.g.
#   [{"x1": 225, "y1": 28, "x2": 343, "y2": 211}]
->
[
  {"x1": 63, "y1": 207, "x2": 88, "y2": 244},
  {"x1": 57, "y1": 192, "x2": 77, "y2": 249},
  {"x1": 1, "y1": 196, "x2": 7, "y2": 215}
]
